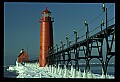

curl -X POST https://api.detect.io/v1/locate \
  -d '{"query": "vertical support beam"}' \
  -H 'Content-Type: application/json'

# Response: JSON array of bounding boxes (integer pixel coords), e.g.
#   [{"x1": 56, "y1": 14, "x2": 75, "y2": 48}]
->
[
  {"x1": 75, "y1": 45, "x2": 78, "y2": 70},
  {"x1": 84, "y1": 21, "x2": 91, "y2": 73},
  {"x1": 104, "y1": 8, "x2": 109, "y2": 76},
  {"x1": 56, "y1": 54, "x2": 59, "y2": 67},
  {"x1": 67, "y1": 47, "x2": 72, "y2": 67},
  {"x1": 86, "y1": 36, "x2": 90, "y2": 73}
]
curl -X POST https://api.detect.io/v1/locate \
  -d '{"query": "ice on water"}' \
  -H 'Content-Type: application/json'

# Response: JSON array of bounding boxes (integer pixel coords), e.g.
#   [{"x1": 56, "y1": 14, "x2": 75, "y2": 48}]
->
[{"x1": 7, "y1": 61, "x2": 114, "y2": 79}]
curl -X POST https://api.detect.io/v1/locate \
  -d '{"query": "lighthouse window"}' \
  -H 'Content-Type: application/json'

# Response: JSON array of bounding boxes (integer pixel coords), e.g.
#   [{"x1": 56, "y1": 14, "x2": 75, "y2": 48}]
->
[
  {"x1": 48, "y1": 13, "x2": 51, "y2": 17},
  {"x1": 43, "y1": 13, "x2": 47, "y2": 17},
  {"x1": 42, "y1": 13, "x2": 51, "y2": 17},
  {"x1": 42, "y1": 14, "x2": 44, "y2": 17}
]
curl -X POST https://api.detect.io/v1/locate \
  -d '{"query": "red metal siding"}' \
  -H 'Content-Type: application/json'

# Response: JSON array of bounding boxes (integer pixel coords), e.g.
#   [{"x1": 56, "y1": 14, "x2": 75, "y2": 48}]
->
[
  {"x1": 39, "y1": 9, "x2": 53, "y2": 67},
  {"x1": 18, "y1": 51, "x2": 29, "y2": 63}
]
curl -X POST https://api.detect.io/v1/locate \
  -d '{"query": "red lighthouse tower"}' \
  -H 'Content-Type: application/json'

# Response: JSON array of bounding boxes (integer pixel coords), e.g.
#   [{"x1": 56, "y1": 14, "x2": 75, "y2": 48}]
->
[{"x1": 39, "y1": 7, "x2": 54, "y2": 67}]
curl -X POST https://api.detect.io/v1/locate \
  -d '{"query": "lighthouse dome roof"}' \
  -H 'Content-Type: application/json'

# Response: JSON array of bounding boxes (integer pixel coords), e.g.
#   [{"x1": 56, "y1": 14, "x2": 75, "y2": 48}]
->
[{"x1": 42, "y1": 7, "x2": 51, "y2": 14}]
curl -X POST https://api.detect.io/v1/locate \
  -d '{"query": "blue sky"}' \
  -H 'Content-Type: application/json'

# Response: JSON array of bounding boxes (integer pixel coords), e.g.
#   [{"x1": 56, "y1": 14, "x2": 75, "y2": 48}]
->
[{"x1": 4, "y1": 2, "x2": 115, "y2": 66}]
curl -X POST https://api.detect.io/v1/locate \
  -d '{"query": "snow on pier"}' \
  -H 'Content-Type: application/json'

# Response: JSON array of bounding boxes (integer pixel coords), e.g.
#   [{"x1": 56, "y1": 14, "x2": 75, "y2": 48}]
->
[{"x1": 7, "y1": 61, "x2": 114, "y2": 79}]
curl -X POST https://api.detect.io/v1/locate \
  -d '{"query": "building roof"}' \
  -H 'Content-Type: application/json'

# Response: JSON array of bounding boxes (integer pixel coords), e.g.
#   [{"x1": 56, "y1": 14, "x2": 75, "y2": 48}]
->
[
  {"x1": 18, "y1": 51, "x2": 29, "y2": 57},
  {"x1": 18, "y1": 51, "x2": 24, "y2": 57}
]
